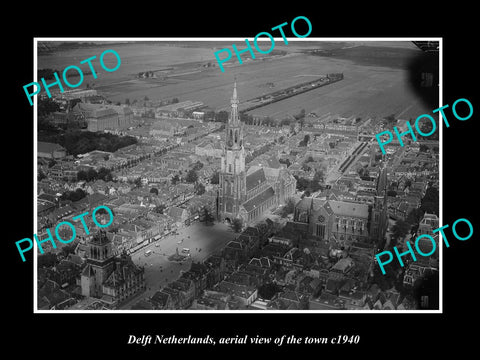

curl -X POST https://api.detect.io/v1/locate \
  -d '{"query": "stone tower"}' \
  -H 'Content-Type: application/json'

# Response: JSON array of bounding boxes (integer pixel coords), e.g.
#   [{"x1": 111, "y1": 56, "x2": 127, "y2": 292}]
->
[
  {"x1": 219, "y1": 82, "x2": 247, "y2": 222},
  {"x1": 80, "y1": 230, "x2": 115, "y2": 298}
]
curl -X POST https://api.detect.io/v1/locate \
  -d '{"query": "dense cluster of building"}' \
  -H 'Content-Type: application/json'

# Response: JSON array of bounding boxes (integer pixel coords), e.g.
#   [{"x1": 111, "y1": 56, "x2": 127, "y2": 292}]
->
[{"x1": 37, "y1": 82, "x2": 439, "y2": 311}]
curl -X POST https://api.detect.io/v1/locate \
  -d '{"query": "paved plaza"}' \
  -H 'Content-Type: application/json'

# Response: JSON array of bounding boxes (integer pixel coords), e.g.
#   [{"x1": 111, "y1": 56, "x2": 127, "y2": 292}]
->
[{"x1": 119, "y1": 221, "x2": 237, "y2": 308}]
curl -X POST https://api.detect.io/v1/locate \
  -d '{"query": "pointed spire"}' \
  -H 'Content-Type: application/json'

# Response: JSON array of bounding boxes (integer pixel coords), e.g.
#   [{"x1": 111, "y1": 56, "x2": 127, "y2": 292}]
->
[
  {"x1": 232, "y1": 80, "x2": 237, "y2": 100},
  {"x1": 231, "y1": 80, "x2": 239, "y2": 105}
]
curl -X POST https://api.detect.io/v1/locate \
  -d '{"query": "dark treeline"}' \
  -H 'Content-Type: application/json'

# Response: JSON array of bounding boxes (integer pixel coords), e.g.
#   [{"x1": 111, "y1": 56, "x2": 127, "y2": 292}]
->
[{"x1": 39, "y1": 129, "x2": 138, "y2": 155}]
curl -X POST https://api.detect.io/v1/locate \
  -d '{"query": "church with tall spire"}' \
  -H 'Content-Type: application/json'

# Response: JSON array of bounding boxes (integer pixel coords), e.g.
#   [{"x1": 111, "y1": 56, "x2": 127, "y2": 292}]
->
[{"x1": 218, "y1": 82, "x2": 296, "y2": 225}]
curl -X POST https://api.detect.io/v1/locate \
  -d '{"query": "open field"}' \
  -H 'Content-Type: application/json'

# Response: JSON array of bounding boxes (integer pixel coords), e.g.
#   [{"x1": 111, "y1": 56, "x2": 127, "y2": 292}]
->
[
  {"x1": 245, "y1": 64, "x2": 429, "y2": 120},
  {"x1": 37, "y1": 40, "x2": 436, "y2": 121}
]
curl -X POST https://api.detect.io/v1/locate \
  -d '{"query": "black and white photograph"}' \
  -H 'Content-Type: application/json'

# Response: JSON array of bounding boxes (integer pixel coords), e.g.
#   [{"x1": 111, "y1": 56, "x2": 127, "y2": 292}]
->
[{"x1": 29, "y1": 38, "x2": 442, "y2": 312}]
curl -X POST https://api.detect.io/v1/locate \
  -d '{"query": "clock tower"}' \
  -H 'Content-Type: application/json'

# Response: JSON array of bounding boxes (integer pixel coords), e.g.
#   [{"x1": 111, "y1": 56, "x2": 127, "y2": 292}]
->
[{"x1": 219, "y1": 82, "x2": 246, "y2": 222}]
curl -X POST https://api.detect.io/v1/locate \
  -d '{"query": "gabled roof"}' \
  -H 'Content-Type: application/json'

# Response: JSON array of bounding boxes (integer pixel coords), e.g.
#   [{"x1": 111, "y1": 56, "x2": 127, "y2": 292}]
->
[
  {"x1": 242, "y1": 186, "x2": 275, "y2": 212},
  {"x1": 246, "y1": 167, "x2": 267, "y2": 191},
  {"x1": 329, "y1": 200, "x2": 369, "y2": 218},
  {"x1": 150, "y1": 291, "x2": 170, "y2": 308},
  {"x1": 168, "y1": 206, "x2": 187, "y2": 219}
]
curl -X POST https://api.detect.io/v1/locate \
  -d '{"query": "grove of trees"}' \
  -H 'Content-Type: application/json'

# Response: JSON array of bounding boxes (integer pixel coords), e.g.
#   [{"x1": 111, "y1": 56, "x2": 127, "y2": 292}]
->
[
  {"x1": 77, "y1": 167, "x2": 113, "y2": 182},
  {"x1": 185, "y1": 169, "x2": 198, "y2": 184},
  {"x1": 280, "y1": 197, "x2": 296, "y2": 218},
  {"x1": 201, "y1": 207, "x2": 215, "y2": 225},
  {"x1": 60, "y1": 188, "x2": 86, "y2": 202},
  {"x1": 39, "y1": 129, "x2": 138, "y2": 156},
  {"x1": 210, "y1": 171, "x2": 219, "y2": 184}
]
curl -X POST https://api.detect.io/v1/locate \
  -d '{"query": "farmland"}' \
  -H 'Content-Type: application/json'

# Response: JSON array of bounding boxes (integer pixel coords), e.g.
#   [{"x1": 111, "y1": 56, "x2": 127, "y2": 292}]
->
[{"x1": 37, "y1": 40, "x2": 436, "y2": 121}]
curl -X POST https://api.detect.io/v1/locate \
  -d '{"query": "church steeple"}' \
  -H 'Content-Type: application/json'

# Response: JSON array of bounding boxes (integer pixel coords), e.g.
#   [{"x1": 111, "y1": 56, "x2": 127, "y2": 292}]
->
[
  {"x1": 219, "y1": 81, "x2": 247, "y2": 222},
  {"x1": 232, "y1": 81, "x2": 238, "y2": 103},
  {"x1": 229, "y1": 81, "x2": 240, "y2": 126},
  {"x1": 226, "y1": 81, "x2": 243, "y2": 151}
]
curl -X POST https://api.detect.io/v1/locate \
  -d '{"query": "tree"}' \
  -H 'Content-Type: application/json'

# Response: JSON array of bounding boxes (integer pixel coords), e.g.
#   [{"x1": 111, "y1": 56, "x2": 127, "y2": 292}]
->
[
  {"x1": 383, "y1": 114, "x2": 396, "y2": 125},
  {"x1": 125, "y1": 98, "x2": 130, "y2": 105},
  {"x1": 154, "y1": 204, "x2": 166, "y2": 214},
  {"x1": 358, "y1": 166, "x2": 370, "y2": 179},
  {"x1": 38, "y1": 98, "x2": 60, "y2": 117},
  {"x1": 372, "y1": 260, "x2": 398, "y2": 291},
  {"x1": 215, "y1": 111, "x2": 229, "y2": 123},
  {"x1": 61, "y1": 243, "x2": 77, "y2": 257},
  {"x1": 289, "y1": 123, "x2": 297, "y2": 135},
  {"x1": 72, "y1": 188, "x2": 86, "y2": 201},
  {"x1": 418, "y1": 120, "x2": 438, "y2": 140},
  {"x1": 134, "y1": 177, "x2": 142, "y2": 188},
  {"x1": 201, "y1": 207, "x2": 215, "y2": 225},
  {"x1": 298, "y1": 116, "x2": 305, "y2": 129},
  {"x1": 391, "y1": 219, "x2": 410, "y2": 246},
  {"x1": 406, "y1": 207, "x2": 423, "y2": 226},
  {"x1": 192, "y1": 160, "x2": 204, "y2": 171},
  {"x1": 301, "y1": 163, "x2": 311, "y2": 171},
  {"x1": 387, "y1": 190, "x2": 397, "y2": 197},
  {"x1": 258, "y1": 283, "x2": 280, "y2": 300},
  {"x1": 281, "y1": 197, "x2": 296, "y2": 218},
  {"x1": 420, "y1": 186, "x2": 439, "y2": 215},
  {"x1": 86, "y1": 168, "x2": 98, "y2": 182},
  {"x1": 294, "y1": 175, "x2": 311, "y2": 192},
  {"x1": 204, "y1": 110, "x2": 216, "y2": 121},
  {"x1": 404, "y1": 179, "x2": 412, "y2": 189},
  {"x1": 185, "y1": 169, "x2": 198, "y2": 184},
  {"x1": 419, "y1": 144, "x2": 429, "y2": 152},
  {"x1": 60, "y1": 188, "x2": 86, "y2": 202},
  {"x1": 210, "y1": 171, "x2": 219, "y2": 184},
  {"x1": 171, "y1": 174, "x2": 180, "y2": 185},
  {"x1": 279, "y1": 158, "x2": 291, "y2": 167},
  {"x1": 230, "y1": 218, "x2": 243, "y2": 233},
  {"x1": 38, "y1": 169, "x2": 46, "y2": 181},
  {"x1": 38, "y1": 253, "x2": 57, "y2": 268},
  {"x1": 295, "y1": 108, "x2": 306, "y2": 121},
  {"x1": 311, "y1": 169, "x2": 324, "y2": 191},
  {"x1": 172, "y1": 97, "x2": 179, "y2": 104},
  {"x1": 97, "y1": 167, "x2": 113, "y2": 182},
  {"x1": 150, "y1": 187, "x2": 159, "y2": 195},
  {"x1": 195, "y1": 183, "x2": 205, "y2": 195}
]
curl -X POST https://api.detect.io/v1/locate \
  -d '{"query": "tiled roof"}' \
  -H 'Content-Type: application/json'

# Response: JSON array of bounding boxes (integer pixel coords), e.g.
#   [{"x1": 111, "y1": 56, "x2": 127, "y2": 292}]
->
[
  {"x1": 329, "y1": 200, "x2": 369, "y2": 218},
  {"x1": 242, "y1": 186, "x2": 275, "y2": 212},
  {"x1": 246, "y1": 167, "x2": 267, "y2": 192}
]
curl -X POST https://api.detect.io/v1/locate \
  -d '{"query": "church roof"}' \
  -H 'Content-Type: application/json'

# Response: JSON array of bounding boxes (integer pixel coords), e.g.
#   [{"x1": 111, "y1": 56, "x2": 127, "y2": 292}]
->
[
  {"x1": 295, "y1": 198, "x2": 369, "y2": 218},
  {"x1": 246, "y1": 167, "x2": 267, "y2": 191},
  {"x1": 329, "y1": 200, "x2": 369, "y2": 218},
  {"x1": 262, "y1": 166, "x2": 281, "y2": 179},
  {"x1": 242, "y1": 186, "x2": 275, "y2": 212}
]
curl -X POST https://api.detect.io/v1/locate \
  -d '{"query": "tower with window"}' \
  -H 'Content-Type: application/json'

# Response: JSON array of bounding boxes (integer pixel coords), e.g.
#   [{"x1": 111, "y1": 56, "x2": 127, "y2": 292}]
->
[{"x1": 219, "y1": 82, "x2": 247, "y2": 222}]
